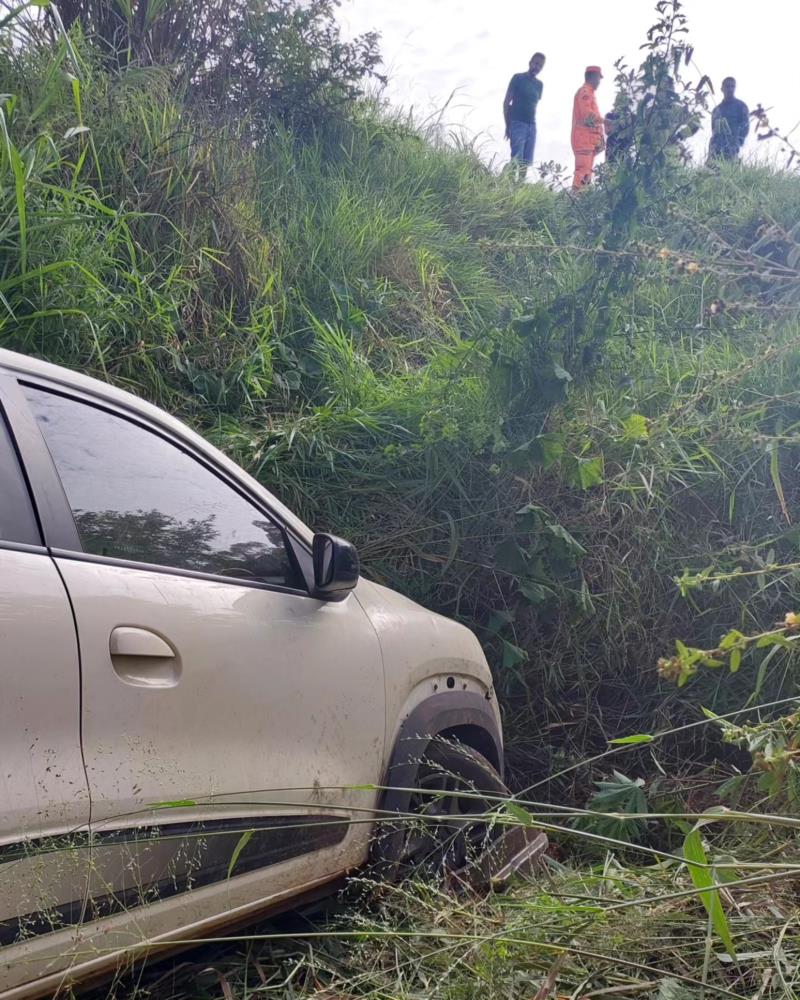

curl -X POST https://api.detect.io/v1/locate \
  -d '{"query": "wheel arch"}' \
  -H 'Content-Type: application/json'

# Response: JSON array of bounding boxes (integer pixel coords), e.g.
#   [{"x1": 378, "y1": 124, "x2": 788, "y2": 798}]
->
[{"x1": 370, "y1": 691, "x2": 503, "y2": 871}]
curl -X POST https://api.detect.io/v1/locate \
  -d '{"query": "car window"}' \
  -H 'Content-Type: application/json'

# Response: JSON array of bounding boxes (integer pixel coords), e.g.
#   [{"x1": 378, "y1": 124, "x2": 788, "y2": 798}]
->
[
  {"x1": 0, "y1": 407, "x2": 40, "y2": 546},
  {"x1": 24, "y1": 386, "x2": 302, "y2": 588}
]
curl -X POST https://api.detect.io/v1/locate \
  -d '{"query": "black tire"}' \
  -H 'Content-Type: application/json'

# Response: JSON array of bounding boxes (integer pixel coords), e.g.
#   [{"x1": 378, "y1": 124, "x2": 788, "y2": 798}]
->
[{"x1": 376, "y1": 739, "x2": 510, "y2": 885}]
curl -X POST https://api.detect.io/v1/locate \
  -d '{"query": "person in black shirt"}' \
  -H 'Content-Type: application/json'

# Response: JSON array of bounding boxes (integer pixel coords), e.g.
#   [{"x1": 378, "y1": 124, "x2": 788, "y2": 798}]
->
[
  {"x1": 503, "y1": 52, "x2": 546, "y2": 178},
  {"x1": 708, "y1": 77, "x2": 750, "y2": 162}
]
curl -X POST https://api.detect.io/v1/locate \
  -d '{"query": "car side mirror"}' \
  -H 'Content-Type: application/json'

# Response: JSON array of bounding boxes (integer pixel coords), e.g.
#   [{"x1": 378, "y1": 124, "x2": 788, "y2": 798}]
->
[{"x1": 312, "y1": 533, "x2": 359, "y2": 600}]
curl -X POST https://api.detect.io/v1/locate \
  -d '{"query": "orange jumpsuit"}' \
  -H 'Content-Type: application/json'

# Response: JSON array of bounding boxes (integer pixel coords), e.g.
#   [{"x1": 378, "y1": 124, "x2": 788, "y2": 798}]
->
[{"x1": 571, "y1": 84, "x2": 604, "y2": 189}]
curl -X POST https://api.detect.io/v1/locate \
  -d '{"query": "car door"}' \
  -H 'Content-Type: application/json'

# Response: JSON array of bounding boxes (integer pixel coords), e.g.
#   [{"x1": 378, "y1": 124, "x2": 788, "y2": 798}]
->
[
  {"x1": 19, "y1": 377, "x2": 385, "y2": 930},
  {"x1": 0, "y1": 376, "x2": 90, "y2": 948}
]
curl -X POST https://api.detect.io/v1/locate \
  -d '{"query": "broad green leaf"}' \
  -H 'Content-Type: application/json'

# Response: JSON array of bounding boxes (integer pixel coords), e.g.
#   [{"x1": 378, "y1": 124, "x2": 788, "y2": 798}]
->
[
  {"x1": 564, "y1": 454, "x2": 604, "y2": 490},
  {"x1": 227, "y1": 828, "x2": 254, "y2": 879},
  {"x1": 547, "y1": 522, "x2": 587, "y2": 556},
  {"x1": 683, "y1": 829, "x2": 736, "y2": 959},
  {"x1": 729, "y1": 648, "x2": 742, "y2": 673},
  {"x1": 505, "y1": 801, "x2": 534, "y2": 825},
  {"x1": 577, "y1": 456, "x2": 604, "y2": 489},
  {"x1": 531, "y1": 433, "x2": 564, "y2": 469},
  {"x1": 509, "y1": 435, "x2": 565, "y2": 473},
  {"x1": 495, "y1": 537, "x2": 528, "y2": 575},
  {"x1": 518, "y1": 579, "x2": 553, "y2": 605},
  {"x1": 621, "y1": 413, "x2": 649, "y2": 441},
  {"x1": 584, "y1": 771, "x2": 649, "y2": 843},
  {"x1": 515, "y1": 502, "x2": 546, "y2": 528},
  {"x1": 609, "y1": 733, "x2": 655, "y2": 745},
  {"x1": 501, "y1": 639, "x2": 528, "y2": 670},
  {"x1": 486, "y1": 609, "x2": 515, "y2": 636}
]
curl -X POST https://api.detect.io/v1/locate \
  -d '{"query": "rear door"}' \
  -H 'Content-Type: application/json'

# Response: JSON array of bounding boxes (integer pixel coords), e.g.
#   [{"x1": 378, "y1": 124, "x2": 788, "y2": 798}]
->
[
  {"x1": 0, "y1": 375, "x2": 89, "y2": 947},
  {"x1": 18, "y1": 377, "x2": 385, "y2": 930}
]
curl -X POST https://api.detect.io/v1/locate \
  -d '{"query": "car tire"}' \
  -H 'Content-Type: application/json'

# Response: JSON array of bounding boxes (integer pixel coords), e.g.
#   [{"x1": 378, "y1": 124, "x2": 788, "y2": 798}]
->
[{"x1": 373, "y1": 739, "x2": 511, "y2": 886}]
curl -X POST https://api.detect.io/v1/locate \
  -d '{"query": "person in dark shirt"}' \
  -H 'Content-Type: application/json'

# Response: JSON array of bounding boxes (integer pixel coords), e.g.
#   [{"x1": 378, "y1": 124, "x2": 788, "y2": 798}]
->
[
  {"x1": 708, "y1": 77, "x2": 750, "y2": 162},
  {"x1": 503, "y1": 52, "x2": 546, "y2": 178}
]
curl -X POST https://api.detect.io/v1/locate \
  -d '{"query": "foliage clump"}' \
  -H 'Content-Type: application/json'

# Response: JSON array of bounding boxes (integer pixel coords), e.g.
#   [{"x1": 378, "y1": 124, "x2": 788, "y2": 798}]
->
[{"x1": 51, "y1": 0, "x2": 383, "y2": 127}]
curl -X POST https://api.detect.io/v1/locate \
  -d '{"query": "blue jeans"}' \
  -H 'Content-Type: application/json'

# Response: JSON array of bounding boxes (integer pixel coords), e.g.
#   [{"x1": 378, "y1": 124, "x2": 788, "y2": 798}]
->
[{"x1": 509, "y1": 120, "x2": 536, "y2": 166}]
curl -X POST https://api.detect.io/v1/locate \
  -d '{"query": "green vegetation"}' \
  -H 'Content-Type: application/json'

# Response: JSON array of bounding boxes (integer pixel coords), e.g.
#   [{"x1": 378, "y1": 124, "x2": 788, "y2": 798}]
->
[{"x1": 3, "y1": 0, "x2": 800, "y2": 995}]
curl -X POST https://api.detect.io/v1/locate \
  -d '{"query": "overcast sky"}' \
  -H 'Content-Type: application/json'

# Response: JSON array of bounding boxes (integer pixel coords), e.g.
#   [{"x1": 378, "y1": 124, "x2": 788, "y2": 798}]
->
[{"x1": 340, "y1": 0, "x2": 799, "y2": 173}]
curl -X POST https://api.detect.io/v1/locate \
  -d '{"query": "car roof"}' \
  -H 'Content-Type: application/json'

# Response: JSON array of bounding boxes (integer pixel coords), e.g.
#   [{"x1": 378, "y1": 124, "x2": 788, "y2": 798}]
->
[{"x1": 0, "y1": 348, "x2": 313, "y2": 544}]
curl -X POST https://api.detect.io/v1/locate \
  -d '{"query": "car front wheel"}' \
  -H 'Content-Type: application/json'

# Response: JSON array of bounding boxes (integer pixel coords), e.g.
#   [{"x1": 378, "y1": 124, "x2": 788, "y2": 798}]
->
[
  {"x1": 374, "y1": 739, "x2": 547, "y2": 890},
  {"x1": 399, "y1": 742, "x2": 506, "y2": 880}
]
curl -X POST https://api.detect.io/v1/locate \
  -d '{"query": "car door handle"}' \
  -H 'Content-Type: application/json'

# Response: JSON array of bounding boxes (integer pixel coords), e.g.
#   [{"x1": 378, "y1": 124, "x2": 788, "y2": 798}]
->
[
  {"x1": 109, "y1": 628, "x2": 180, "y2": 688},
  {"x1": 110, "y1": 627, "x2": 175, "y2": 658}
]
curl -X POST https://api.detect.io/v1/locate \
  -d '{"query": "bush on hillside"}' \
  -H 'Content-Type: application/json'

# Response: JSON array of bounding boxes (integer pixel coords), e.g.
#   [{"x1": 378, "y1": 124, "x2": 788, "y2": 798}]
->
[{"x1": 22, "y1": 0, "x2": 383, "y2": 127}]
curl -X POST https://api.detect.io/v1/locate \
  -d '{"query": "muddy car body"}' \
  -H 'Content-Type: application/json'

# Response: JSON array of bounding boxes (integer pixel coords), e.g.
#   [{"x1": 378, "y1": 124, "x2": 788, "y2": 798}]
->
[{"x1": 0, "y1": 349, "x2": 529, "y2": 997}]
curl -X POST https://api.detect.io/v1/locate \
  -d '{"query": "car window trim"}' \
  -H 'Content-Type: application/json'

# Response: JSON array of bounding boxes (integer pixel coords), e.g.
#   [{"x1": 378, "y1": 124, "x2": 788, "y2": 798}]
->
[
  {"x1": 15, "y1": 375, "x2": 315, "y2": 595},
  {"x1": 0, "y1": 538, "x2": 49, "y2": 557},
  {"x1": 49, "y1": 546, "x2": 312, "y2": 596}
]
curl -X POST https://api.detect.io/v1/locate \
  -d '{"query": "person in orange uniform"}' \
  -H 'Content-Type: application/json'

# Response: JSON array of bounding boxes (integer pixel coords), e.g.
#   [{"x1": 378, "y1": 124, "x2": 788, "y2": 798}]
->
[{"x1": 571, "y1": 66, "x2": 605, "y2": 189}]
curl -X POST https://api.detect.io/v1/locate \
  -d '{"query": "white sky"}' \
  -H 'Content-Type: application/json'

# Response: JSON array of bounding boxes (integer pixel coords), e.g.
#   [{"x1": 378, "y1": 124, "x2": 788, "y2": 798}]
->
[{"x1": 340, "y1": 0, "x2": 800, "y2": 172}]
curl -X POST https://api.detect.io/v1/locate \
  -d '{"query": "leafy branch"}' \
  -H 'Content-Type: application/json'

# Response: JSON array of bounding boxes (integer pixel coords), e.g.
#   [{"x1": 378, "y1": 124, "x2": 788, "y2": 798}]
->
[{"x1": 658, "y1": 612, "x2": 800, "y2": 687}]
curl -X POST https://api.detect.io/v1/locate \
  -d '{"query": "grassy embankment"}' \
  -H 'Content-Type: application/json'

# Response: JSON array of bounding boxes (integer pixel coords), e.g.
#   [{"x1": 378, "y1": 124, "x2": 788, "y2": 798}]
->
[{"x1": 2, "y1": 24, "x2": 800, "y2": 999}]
